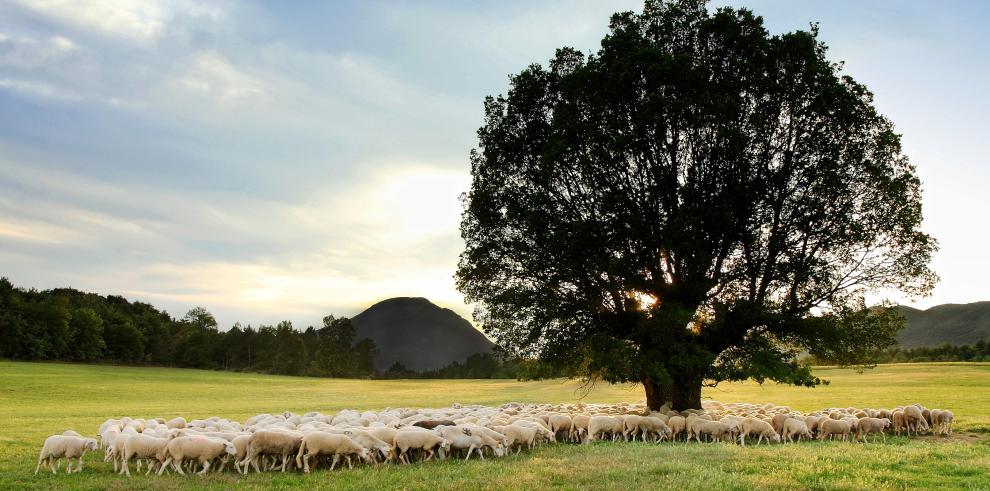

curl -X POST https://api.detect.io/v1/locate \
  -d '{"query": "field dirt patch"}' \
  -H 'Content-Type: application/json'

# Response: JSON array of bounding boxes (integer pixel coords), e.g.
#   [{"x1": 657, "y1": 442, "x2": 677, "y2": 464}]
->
[{"x1": 914, "y1": 431, "x2": 984, "y2": 444}]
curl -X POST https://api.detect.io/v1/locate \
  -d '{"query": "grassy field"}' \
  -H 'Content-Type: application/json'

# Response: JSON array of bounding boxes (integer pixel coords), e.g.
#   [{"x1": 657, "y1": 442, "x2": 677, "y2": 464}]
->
[{"x1": 1, "y1": 361, "x2": 988, "y2": 490}]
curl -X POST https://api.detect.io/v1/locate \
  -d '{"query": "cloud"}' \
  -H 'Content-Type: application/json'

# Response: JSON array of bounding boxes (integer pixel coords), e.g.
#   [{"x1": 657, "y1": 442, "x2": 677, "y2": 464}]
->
[
  {"x1": 8, "y1": 0, "x2": 170, "y2": 42},
  {"x1": 0, "y1": 77, "x2": 81, "y2": 100},
  {"x1": 169, "y1": 51, "x2": 265, "y2": 103},
  {"x1": 0, "y1": 32, "x2": 81, "y2": 70}
]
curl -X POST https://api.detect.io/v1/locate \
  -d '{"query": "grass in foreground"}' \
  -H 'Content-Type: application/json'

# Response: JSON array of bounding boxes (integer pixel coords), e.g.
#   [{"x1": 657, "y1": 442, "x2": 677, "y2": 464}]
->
[{"x1": 1, "y1": 361, "x2": 988, "y2": 490}]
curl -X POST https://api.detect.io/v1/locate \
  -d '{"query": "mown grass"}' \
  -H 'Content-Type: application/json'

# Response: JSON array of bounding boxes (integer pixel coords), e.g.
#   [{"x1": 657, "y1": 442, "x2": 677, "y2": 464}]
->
[{"x1": 1, "y1": 361, "x2": 988, "y2": 490}]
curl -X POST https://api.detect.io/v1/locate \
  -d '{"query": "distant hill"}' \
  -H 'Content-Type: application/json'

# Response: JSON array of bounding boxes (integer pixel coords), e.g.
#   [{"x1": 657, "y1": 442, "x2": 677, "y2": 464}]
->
[
  {"x1": 351, "y1": 297, "x2": 494, "y2": 372},
  {"x1": 897, "y1": 302, "x2": 990, "y2": 348}
]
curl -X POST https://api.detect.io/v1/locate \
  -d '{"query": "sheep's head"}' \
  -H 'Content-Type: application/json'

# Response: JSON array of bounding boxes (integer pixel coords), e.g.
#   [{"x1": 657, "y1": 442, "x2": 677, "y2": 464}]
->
[
  {"x1": 84, "y1": 439, "x2": 98, "y2": 451},
  {"x1": 359, "y1": 448, "x2": 372, "y2": 463},
  {"x1": 224, "y1": 442, "x2": 237, "y2": 456},
  {"x1": 384, "y1": 446, "x2": 398, "y2": 462},
  {"x1": 492, "y1": 444, "x2": 506, "y2": 457}
]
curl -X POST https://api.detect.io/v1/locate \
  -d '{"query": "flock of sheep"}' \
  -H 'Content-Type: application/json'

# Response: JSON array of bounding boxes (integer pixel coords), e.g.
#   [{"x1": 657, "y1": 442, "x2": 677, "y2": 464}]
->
[{"x1": 36, "y1": 400, "x2": 955, "y2": 477}]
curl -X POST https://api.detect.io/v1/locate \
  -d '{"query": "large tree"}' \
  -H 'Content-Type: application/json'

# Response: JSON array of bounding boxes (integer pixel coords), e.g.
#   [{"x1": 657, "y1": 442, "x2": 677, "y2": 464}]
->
[{"x1": 457, "y1": 0, "x2": 937, "y2": 409}]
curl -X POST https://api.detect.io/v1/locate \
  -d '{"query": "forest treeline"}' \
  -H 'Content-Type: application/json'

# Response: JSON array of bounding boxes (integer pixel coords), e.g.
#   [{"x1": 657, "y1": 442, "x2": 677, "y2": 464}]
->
[
  {"x1": 870, "y1": 343, "x2": 990, "y2": 363},
  {"x1": 0, "y1": 278, "x2": 552, "y2": 379}
]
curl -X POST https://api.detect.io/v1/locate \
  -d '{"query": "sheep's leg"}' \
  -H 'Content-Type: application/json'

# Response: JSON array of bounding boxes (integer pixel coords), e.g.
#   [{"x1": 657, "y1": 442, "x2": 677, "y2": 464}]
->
[
  {"x1": 77, "y1": 456, "x2": 84, "y2": 473},
  {"x1": 157, "y1": 457, "x2": 172, "y2": 476},
  {"x1": 196, "y1": 459, "x2": 210, "y2": 476},
  {"x1": 330, "y1": 454, "x2": 340, "y2": 471},
  {"x1": 174, "y1": 458, "x2": 186, "y2": 476},
  {"x1": 464, "y1": 446, "x2": 474, "y2": 460}
]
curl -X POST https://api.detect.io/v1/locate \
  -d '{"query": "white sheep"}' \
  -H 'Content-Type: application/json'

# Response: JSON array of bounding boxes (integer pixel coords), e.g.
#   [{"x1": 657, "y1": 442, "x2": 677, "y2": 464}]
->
[
  {"x1": 492, "y1": 424, "x2": 537, "y2": 453},
  {"x1": 295, "y1": 432, "x2": 370, "y2": 472},
  {"x1": 339, "y1": 428, "x2": 394, "y2": 462},
  {"x1": 818, "y1": 419, "x2": 852, "y2": 441},
  {"x1": 392, "y1": 429, "x2": 450, "y2": 463},
  {"x1": 738, "y1": 418, "x2": 780, "y2": 445},
  {"x1": 855, "y1": 417, "x2": 891, "y2": 443},
  {"x1": 160, "y1": 435, "x2": 236, "y2": 475},
  {"x1": 692, "y1": 420, "x2": 731, "y2": 443},
  {"x1": 587, "y1": 416, "x2": 623, "y2": 443},
  {"x1": 548, "y1": 414, "x2": 573, "y2": 441},
  {"x1": 435, "y1": 425, "x2": 500, "y2": 460},
  {"x1": 240, "y1": 429, "x2": 303, "y2": 474},
  {"x1": 637, "y1": 416, "x2": 672, "y2": 443},
  {"x1": 35, "y1": 435, "x2": 97, "y2": 474},
  {"x1": 781, "y1": 418, "x2": 812, "y2": 443},
  {"x1": 119, "y1": 434, "x2": 170, "y2": 476}
]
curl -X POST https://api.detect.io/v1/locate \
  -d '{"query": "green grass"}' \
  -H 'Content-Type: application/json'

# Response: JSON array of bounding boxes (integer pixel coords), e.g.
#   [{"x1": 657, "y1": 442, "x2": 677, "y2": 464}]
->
[{"x1": 2, "y1": 361, "x2": 989, "y2": 490}]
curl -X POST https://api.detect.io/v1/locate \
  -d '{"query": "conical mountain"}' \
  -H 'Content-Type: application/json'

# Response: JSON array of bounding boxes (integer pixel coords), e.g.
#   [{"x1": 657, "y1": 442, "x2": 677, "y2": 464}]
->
[{"x1": 351, "y1": 297, "x2": 494, "y2": 371}]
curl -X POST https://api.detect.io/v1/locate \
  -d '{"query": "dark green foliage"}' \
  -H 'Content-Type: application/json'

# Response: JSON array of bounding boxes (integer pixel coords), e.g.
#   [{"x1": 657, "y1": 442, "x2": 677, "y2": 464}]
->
[
  {"x1": 68, "y1": 308, "x2": 105, "y2": 362},
  {"x1": 457, "y1": 0, "x2": 937, "y2": 408},
  {"x1": 0, "y1": 277, "x2": 378, "y2": 378},
  {"x1": 376, "y1": 352, "x2": 566, "y2": 380},
  {"x1": 866, "y1": 340, "x2": 990, "y2": 364}
]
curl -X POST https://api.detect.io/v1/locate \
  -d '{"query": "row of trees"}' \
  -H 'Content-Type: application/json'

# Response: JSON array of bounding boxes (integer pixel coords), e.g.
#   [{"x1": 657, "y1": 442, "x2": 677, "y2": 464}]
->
[
  {"x1": 0, "y1": 278, "x2": 375, "y2": 377},
  {"x1": 871, "y1": 342, "x2": 990, "y2": 364}
]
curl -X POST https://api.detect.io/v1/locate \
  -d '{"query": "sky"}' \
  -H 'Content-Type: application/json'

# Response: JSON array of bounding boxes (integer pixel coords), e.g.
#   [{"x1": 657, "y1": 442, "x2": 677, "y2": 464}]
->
[{"x1": 0, "y1": 0, "x2": 987, "y2": 329}]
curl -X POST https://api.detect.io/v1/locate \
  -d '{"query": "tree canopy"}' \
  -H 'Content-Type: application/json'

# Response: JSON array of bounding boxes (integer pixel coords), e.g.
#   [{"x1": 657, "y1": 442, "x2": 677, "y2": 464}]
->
[{"x1": 457, "y1": 0, "x2": 936, "y2": 409}]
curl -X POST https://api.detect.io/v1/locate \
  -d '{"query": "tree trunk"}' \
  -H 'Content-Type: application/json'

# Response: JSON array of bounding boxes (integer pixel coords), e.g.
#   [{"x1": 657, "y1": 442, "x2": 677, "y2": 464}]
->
[{"x1": 643, "y1": 374, "x2": 703, "y2": 411}]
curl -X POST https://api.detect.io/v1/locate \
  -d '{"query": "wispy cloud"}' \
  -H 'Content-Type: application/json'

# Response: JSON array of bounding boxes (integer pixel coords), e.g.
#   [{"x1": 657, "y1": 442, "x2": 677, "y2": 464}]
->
[{"x1": 8, "y1": 0, "x2": 190, "y2": 43}]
